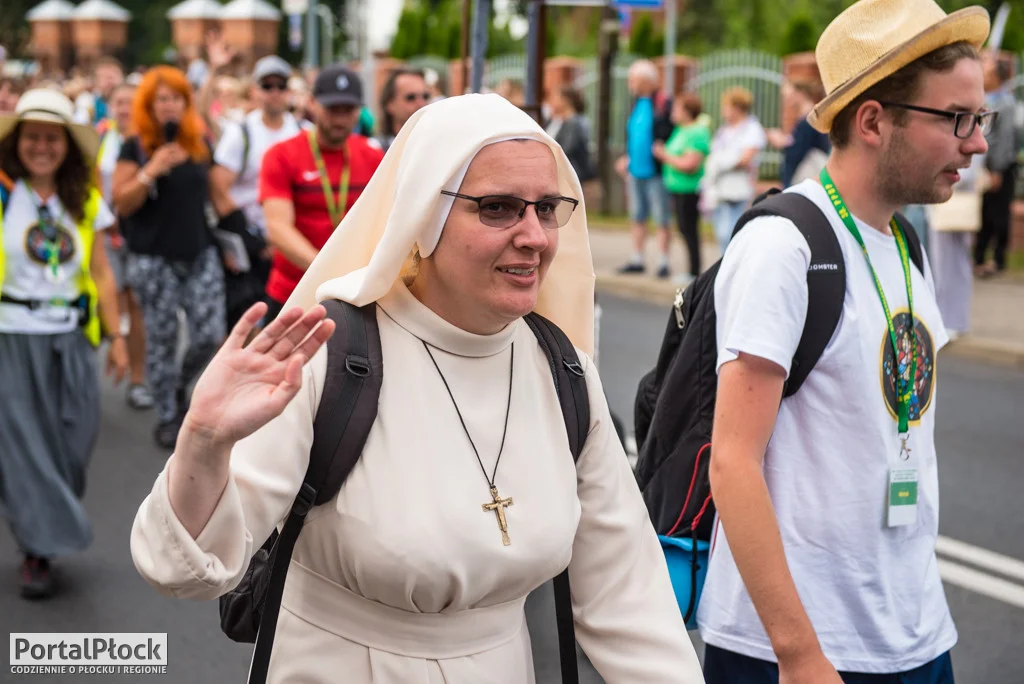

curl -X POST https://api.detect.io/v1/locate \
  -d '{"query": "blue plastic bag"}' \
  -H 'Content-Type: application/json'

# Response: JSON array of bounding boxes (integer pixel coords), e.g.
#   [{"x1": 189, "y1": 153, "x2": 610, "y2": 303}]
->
[{"x1": 659, "y1": 534, "x2": 710, "y2": 630}]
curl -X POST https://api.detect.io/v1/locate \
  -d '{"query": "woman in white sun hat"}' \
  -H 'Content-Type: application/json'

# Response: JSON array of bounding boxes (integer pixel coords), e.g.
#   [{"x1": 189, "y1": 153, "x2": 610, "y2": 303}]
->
[{"x1": 0, "y1": 88, "x2": 128, "y2": 600}]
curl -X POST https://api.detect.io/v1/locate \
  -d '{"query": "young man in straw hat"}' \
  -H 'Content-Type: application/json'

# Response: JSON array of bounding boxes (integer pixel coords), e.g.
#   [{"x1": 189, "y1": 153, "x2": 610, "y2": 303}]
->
[{"x1": 699, "y1": 1, "x2": 993, "y2": 682}]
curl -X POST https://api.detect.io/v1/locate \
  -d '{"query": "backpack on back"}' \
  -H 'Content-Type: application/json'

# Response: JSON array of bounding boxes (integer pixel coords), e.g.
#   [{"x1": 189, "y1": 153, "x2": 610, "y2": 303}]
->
[
  {"x1": 632, "y1": 189, "x2": 924, "y2": 628},
  {"x1": 219, "y1": 299, "x2": 590, "y2": 684}
]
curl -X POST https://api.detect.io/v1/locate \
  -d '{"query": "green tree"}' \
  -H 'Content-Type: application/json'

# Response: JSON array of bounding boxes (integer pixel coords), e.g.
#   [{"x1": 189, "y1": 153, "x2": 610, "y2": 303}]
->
[
  {"x1": 628, "y1": 14, "x2": 657, "y2": 58},
  {"x1": 781, "y1": 12, "x2": 819, "y2": 56},
  {"x1": 388, "y1": 0, "x2": 523, "y2": 59}
]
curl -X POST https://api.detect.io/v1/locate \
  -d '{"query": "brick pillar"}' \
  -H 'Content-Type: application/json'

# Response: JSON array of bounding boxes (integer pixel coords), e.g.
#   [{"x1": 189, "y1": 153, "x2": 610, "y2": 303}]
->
[
  {"x1": 654, "y1": 54, "x2": 697, "y2": 95},
  {"x1": 543, "y1": 56, "x2": 583, "y2": 101},
  {"x1": 781, "y1": 52, "x2": 822, "y2": 134},
  {"x1": 171, "y1": 18, "x2": 222, "y2": 62},
  {"x1": 449, "y1": 58, "x2": 471, "y2": 97},
  {"x1": 30, "y1": 19, "x2": 73, "y2": 74},
  {"x1": 372, "y1": 57, "x2": 406, "y2": 111},
  {"x1": 72, "y1": 19, "x2": 127, "y2": 65},
  {"x1": 221, "y1": 18, "x2": 280, "y2": 69}
]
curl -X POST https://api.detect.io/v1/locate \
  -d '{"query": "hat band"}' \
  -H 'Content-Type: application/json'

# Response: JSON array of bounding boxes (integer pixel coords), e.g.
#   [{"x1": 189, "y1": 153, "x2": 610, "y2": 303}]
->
[{"x1": 19, "y1": 108, "x2": 72, "y2": 124}]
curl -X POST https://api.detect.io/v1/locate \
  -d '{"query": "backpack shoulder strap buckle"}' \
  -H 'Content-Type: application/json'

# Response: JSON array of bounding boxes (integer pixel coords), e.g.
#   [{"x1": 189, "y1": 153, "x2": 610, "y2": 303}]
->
[
  {"x1": 344, "y1": 355, "x2": 371, "y2": 377},
  {"x1": 291, "y1": 482, "x2": 317, "y2": 517},
  {"x1": 562, "y1": 359, "x2": 584, "y2": 377}
]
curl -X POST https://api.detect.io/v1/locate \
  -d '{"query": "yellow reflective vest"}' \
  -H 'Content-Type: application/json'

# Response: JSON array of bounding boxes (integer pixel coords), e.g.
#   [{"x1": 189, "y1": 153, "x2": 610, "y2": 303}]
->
[{"x1": 0, "y1": 184, "x2": 103, "y2": 347}]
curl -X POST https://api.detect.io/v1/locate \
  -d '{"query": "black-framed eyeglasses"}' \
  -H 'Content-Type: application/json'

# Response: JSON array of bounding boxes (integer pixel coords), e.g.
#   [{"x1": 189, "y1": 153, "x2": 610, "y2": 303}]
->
[
  {"x1": 877, "y1": 101, "x2": 998, "y2": 139},
  {"x1": 441, "y1": 191, "x2": 579, "y2": 229},
  {"x1": 404, "y1": 92, "x2": 432, "y2": 103}
]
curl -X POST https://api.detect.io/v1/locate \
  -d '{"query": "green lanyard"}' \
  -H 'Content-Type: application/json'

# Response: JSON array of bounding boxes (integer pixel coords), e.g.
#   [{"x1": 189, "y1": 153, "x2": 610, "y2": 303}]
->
[
  {"x1": 25, "y1": 180, "x2": 66, "y2": 281},
  {"x1": 819, "y1": 168, "x2": 917, "y2": 443},
  {"x1": 306, "y1": 129, "x2": 350, "y2": 227}
]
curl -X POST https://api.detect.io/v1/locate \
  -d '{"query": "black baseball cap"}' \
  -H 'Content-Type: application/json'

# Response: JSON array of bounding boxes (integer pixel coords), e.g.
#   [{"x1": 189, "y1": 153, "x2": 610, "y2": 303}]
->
[{"x1": 313, "y1": 65, "x2": 363, "y2": 107}]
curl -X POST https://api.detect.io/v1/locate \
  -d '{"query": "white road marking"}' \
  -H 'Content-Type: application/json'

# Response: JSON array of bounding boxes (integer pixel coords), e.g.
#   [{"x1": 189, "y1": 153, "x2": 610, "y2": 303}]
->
[
  {"x1": 936, "y1": 535, "x2": 1024, "y2": 584},
  {"x1": 938, "y1": 558, "x2": 1024, "y2": 610}
]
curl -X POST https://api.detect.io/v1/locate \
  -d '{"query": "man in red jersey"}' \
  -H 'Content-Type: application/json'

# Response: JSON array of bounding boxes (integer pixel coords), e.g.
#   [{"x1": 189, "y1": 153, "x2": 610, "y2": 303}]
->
[{"x1": 259, "y1": 64, "x2": 384, "y2": 320}]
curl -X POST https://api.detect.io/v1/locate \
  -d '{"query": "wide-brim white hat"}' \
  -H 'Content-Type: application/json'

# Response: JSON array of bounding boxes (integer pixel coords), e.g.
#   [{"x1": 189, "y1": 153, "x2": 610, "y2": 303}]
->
[
  {"x1": 0, "y1": 88, "x2": 101, "y2": 164},
  {"x1": 808, "y1": 0, "x2": 990, "y2": 133}
]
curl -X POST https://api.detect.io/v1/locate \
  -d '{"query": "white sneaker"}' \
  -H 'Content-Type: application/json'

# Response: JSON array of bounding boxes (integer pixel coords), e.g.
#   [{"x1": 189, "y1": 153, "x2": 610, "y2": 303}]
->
[{"x1": 127, "y1": 384, "x2": 154, "y2": 410}]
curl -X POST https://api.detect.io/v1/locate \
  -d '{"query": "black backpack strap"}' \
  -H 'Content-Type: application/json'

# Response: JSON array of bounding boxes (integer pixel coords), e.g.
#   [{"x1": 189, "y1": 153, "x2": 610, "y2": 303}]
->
[
  {"x1": 524, "y1": 312, "x2": 589, "y2": 462},
  {"x1": 524, "y1": 312, "x2": 589, "y2": 684},
  {"x1": 894, "y1": 211, "x2": 925, "y2": 275},
  {"x1": 248, "y1": 300, "x2": 382, "y2": 684},
  {"x1": 732, "y1": 192, "x2": 847, "y2": 398}
]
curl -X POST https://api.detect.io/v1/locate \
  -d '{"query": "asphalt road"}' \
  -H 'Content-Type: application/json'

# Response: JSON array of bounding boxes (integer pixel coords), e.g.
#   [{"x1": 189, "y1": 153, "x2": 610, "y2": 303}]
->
[{"x1": 2, "y1": 293, "x2": 1023, "y2": 683}]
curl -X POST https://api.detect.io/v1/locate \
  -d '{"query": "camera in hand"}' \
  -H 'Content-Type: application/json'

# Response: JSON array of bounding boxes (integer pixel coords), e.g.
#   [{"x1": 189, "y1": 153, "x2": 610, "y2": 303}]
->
[{"x1": 162, "y1": 120, "x2": 180, "y2": 143}]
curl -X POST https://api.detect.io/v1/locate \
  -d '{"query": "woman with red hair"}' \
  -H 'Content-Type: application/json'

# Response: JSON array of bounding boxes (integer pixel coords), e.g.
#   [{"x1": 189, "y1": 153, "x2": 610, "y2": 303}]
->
[{"x1": 112, "y1": 66, "x2": 227, "y2": 449}]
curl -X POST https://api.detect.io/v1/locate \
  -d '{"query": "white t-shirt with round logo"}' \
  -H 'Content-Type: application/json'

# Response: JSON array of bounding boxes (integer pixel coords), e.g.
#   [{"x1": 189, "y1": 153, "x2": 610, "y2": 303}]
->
[
  {"x1": 214, "y1": 109, "x2": 301, "y2": 234},
  {"x1": 0, "y1": 180, "x2": 115, "y2": 335},
  {"x1": 697, "y1": 179, "x2": 954, "y2": 673}
]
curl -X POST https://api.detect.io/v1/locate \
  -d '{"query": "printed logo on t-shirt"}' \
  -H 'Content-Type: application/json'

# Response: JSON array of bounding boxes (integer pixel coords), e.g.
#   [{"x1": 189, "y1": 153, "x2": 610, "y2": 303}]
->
[
  {"x1": 24, "y1": 221, "x2": 76, "y2": 266},
  {"x1": 880, "y1": 310, "x2": 936, "y2": 423}
]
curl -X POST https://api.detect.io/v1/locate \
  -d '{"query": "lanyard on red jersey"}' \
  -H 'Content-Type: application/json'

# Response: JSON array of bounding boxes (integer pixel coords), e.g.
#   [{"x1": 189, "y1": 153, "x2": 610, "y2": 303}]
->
[{"x1": 307, "y1": 129, "x2": 350, "y2": 227}]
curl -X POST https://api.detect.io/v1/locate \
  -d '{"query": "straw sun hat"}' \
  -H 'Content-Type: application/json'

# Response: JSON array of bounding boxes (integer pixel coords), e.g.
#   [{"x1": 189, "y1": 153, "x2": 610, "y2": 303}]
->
[
  {"x1": 808, "y1": 0, "x2": 990, "y2": 133},
  {"x1": 0, "y1": 88, "x2": 100, "y2": 164}
]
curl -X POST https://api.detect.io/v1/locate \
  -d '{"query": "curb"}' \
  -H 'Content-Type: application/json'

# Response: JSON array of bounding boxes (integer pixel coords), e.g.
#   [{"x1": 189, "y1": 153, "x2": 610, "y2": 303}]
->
[
  {"x1": 940, "y1": 337, "x2": 1024, "y2": 369},
  {"x1": 595, "y1": 273, "x2": 1024, "y2": 370},
  {"x1": 596, "y1": 272, "x2": 678, "y2": 306}
]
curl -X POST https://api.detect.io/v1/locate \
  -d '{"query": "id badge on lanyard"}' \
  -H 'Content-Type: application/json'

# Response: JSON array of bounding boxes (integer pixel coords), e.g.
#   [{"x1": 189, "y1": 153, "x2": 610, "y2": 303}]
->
[{"x1": 820, "y1": 168, "x2": 919, "y2": 528}]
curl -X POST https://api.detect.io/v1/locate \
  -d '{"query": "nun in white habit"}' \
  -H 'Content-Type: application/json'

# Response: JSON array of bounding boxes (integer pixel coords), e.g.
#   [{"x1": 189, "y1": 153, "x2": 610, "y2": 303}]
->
[{"x1": 129, "y1": 93, "x2": 705, "y2": 683}]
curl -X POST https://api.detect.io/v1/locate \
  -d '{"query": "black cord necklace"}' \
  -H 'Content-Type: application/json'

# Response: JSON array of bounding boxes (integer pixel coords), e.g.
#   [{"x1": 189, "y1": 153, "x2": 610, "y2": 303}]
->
[{"x1": 421, "y1": 340, "x2": 516, "y2": 546}]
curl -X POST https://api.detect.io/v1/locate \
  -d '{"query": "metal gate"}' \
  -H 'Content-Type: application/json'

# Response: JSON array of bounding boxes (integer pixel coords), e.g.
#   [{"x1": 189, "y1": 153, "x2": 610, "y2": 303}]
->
[{"x1": 687, "y1": 49, "x2": 784, "y2": 179}]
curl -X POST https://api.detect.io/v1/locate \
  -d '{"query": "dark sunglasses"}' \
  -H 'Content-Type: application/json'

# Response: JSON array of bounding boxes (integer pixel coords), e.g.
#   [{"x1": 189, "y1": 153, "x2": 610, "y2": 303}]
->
[
  {"x1": 441, "y1": 191, "x2": 578, "y2": 229},
  {"x1": 404, "y1": 92, "x2": 432, "y2": 103},
  {"x1": 877, "y1": 101, "x2": 998, "y2": 139},
  {"x1": 260, "y1": 81, "x2": 289, "y2": 92}
]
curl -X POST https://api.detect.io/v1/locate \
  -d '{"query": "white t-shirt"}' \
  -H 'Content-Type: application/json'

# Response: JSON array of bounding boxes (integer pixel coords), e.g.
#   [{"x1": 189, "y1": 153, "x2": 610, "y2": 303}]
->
[
  {"x1": 214, "y1": 109, "x2": 300, "y2": 234},
  {"x1": 697, "y1": 180, "x2": 954, "y2": 673},
  {"x1": 0, "y1": 180, "x2": 115, "y2": 334},
  {"x1": 97, "y1": 129, "x2": 124, "y2": 205}
]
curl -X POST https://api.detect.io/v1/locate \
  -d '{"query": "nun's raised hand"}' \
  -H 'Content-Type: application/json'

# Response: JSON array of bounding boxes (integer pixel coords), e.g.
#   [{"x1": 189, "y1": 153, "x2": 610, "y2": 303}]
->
[{"x1": 182, "y1": 302, "x2": 335, "y2": 448}]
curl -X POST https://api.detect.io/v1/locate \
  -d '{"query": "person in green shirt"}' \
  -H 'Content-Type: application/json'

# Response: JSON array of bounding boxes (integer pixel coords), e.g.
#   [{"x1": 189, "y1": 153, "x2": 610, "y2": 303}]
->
[{"x1": 653, "y1": 93, "x2": 711, "y2": 281}]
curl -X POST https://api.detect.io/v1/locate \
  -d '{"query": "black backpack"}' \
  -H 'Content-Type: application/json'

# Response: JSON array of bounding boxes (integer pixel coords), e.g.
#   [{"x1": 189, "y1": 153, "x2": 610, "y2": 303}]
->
[
  {"x1": 219, "y1": 299, "x2": 590, "y2": 684},
  {"x1": 632, "y1": 190, "x2": 924, "y2": 622}
]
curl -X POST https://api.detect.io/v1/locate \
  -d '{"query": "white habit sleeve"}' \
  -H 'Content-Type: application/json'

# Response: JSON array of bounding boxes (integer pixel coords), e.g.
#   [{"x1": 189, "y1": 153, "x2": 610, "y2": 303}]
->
[
  {"x1": 569, "y1": 355, "x2": 705, "y2": 683},
  {"x1": 129, "y1": 346, "x2": 325, "y2": 600}
]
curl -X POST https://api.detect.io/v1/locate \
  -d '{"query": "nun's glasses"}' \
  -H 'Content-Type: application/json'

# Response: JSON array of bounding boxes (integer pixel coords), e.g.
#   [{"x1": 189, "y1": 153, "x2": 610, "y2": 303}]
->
[{"x1": 441, "y1": 191, "x2": 579, "y2": 229}]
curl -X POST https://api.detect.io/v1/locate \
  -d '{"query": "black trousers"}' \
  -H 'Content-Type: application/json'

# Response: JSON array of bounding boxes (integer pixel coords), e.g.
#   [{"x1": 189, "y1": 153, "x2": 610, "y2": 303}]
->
[
  {"x1": 671, "y1": 191, "x2": 702, "y2": 277},
  {"x1": 703, "y1": 645, "x2": 954, "y2": 684},
  {"x1": 974, "y1": 164, "x2": 1016, "y2": 270}
]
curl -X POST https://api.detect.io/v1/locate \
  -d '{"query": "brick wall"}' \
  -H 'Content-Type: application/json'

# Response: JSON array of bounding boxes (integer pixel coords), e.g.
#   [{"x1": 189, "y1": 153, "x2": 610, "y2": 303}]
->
[
  {"x1": 220, "y1": 19, "x2": 281, "y2": 69},
  {"x1": 30, "y1": 20, "x2": 73, "y2": 72},
  {"x1": 171, "y1": 18, "x2": 221, "y2": 60}
]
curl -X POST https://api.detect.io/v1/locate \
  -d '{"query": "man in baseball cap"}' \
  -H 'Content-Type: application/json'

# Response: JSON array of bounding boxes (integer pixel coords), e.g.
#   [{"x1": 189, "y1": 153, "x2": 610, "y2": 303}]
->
[
  {"x1": 696, "y1": 1, "x2": 991, "y2": 683},
  {"x1": 210, "y1": 54, "x2": 302, "y2": 328},
  {"x1": 257, "y1": 64, "x2": 383, "y2": 321}
]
